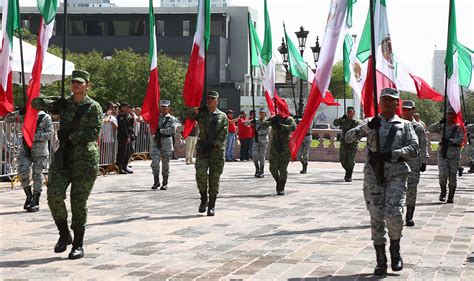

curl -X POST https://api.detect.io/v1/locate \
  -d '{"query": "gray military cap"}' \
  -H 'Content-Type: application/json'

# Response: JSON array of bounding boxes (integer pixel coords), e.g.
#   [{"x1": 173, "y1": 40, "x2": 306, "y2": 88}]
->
[
  {"x1": 160, "y1": 100, "x2": 171, "y2": 107},
  {"x1": 380, "y1": 87, "x2": 400, "y2": 99},
  {"x1": 402, "y1": 100, "x2": 415, "y2": 109}
]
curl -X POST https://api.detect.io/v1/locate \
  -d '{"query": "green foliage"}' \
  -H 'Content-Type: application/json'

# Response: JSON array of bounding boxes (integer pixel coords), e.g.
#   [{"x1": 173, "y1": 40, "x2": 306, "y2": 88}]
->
[{"x1": 329, "y1": 61, "x2": 352, "y2": 99}]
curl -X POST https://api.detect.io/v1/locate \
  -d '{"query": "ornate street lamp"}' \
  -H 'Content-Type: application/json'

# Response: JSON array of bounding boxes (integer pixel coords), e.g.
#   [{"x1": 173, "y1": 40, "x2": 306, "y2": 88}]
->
[
  {"x1": 277, "y1": 37, "x2": 289, "y2": 71},
  {"x1": 310, "y1": 36, "x2": 321, "y2": 67},
  {"x1": 295, "y1": 26, "x2": 309, "y2": 55}
]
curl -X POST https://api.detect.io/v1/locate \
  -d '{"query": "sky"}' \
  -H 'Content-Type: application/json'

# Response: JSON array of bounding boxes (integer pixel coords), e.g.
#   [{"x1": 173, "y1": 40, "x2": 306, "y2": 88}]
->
[{"x1": 15, "y1": 0, "x2": 474, "y2": 83}]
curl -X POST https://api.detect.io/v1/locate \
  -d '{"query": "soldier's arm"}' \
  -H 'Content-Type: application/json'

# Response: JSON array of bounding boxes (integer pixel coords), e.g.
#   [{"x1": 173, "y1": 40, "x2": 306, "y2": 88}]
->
[
  {"x1": 280, "y1": 117, "x2": 297, "y2": 132},
  {"x1": 34, "y1": 115, "x2": 54, "y2": 142},
  {"x1": 160, "y1": 117, "x2": 178, "y2": 135},
  {"x1": 344, "y1": 120, "x2": 368, "y2": 143},
  {"x1": 466, "y1": 124, "x2": 474, "y2": 133},
  {"x1": 261, "y1": 118, "x2": 272, "y2": 129},
  {"x1": 416, "y1": 125, "x2": 429, "y2": 163},
  {"x1": 214, "y1": 114, "x2": 229, "y2": 147},
  {"x1": 449, "y1": 126, "x2": 464, "y2": 146},
  {"x1": 69, "y1": 103, "x2": 103, "y2": 144},
  {"x1": 427, "y1": 122, "x2": 442, "y2": 133},
  {"x1": 333, "y1": 117, "x2": 343, "y2": 127},
  {"x1": 31, "y1": 95, "x2": 61, "y2": 112},
  {"x1": 392, "y1": 123, "x2": 419, "y2": 161}
]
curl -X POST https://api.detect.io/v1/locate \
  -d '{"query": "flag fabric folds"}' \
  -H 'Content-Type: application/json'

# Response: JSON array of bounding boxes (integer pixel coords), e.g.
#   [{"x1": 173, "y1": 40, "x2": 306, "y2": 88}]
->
[
  {"x1": 141, "y1": 0, "x2": 161, "y2": 135},
  {"x1": 289, "y1": 0, "x2": 348, "y2": 160},
  {"x1": 22, "y1": 0, "x2": 58, "y2": 147},
  {"x1": 0, "y1": 0, "x2": 20, "y2": 116},
  {"x1": 182, "y1": 0, "x2": 210, "y2": 139},
  {"x1": 457, "y1": 42, "x2": 474, "y2": 90}
]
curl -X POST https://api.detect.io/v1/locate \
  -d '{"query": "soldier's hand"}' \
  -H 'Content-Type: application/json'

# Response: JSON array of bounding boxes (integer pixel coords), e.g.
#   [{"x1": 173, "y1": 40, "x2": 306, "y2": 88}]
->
[
  {"x1": 193, "y1": 107, "x2": 199, "y2": 114},
  {"x1": 439, "y1": 117, "x2": 447, "y2": 124},
  {"x1": 57, "y1": 129, "x2": 70, "y2": 141},
  {"x1": 19, "y1": 107, "x2": 26, "y2": 115},
  {"x1": 367, "y1": 116, "x2": 381, "y2": 129},
  {"x1": 341, "y1": 114, "x2": 348, "y2": 120},
  {"x1": 420, "y1": 163, "x2": 427, "y2": 172},
  {"x1": 272, "y1": 115, "x2": 281, "y2": 127},
  {"x1": 441, "y1": 137, "x2": 449, "y2": 146}
]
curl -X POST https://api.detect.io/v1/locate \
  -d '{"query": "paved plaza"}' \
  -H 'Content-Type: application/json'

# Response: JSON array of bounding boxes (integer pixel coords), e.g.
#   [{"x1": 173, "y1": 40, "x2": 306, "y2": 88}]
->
[{"x1": 0, "y1": 160, "x2": 473, "y2": 280}]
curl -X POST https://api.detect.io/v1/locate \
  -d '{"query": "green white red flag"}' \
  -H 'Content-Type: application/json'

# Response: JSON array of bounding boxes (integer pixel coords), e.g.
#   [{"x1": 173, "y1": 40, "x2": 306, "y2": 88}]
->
[
  {"x1": 182, "y1": 0, "x2": 210, "y2": 138},
  {"x1": 457, "y1": 42, "x2": 474, "y2": 90},
  {"x1": 22, "y1": 0, "x2": 58, "y2": 148},
  {"x1": 0, "y1": 0, "x2": 20, "y2": 116},
  {"x1": 141, "y1": 0, "x2": 161, "y2": 135}
]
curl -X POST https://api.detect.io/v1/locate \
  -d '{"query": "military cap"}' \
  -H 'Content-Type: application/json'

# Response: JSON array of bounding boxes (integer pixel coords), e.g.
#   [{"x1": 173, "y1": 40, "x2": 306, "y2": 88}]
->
[
  {"x1": 402, "y1": 100, "x2": 416, "y2": 109},
  {"x1": 226, "y1": 109, "x2": 234, "y2": 114},
  {"x1": 380, "y1": 87, "x2": 400, "y2": 99},
  {"x1": 259, "y1": 108, "x2": 266, "y2": 112},
  {"x1": 160, "y1": 100, "x2": 171, "y2": 107},
  {"x1": 71, "y1": 70, "x2": 90, "y2": 83},
  {"x1": 206, "y1": 90, "x2": 219, "y2": 99},
  {"x1": 447, "y1": 105, "x2": 456, "y2": 114},
  {"x1": 347, "y1": 106, "x2": 355, "y2": 111},
  {"x1": 119, "y1": 102, "x2": 131, "y2": 108}
]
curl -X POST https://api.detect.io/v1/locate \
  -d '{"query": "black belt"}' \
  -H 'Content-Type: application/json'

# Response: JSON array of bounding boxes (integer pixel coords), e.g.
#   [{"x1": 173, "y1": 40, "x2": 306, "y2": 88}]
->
[
  {"x1": 368, "y1": 151, "x2": 404, "y2": 163},
  {"x1": 160, "y1": 134, "x2": 172, "y2": 138}
]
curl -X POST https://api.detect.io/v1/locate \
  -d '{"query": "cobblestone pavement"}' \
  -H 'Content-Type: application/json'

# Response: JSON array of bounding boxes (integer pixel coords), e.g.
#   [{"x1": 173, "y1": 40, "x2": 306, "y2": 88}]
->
[{"x1": 1, "y1": 160, "x2": 473, "y2": 280}]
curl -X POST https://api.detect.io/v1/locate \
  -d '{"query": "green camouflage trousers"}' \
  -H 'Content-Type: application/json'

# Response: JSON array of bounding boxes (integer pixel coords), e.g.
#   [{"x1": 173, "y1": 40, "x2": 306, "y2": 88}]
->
[
  {"x1": 195, "y1": 148, "x2": 225, "y2": 196},
  {"x1": 339, "y1": 142, "x2": 358, "y2": 174},
  {"x1": 363, "y1": 164, "x2": 407, "y2": 245},
  {"x1": 47, "y1": 149, "x2": 99, "y2": 231},
  {"x1": 269, "y1": 146, "x2": 290, "y2": 184}
]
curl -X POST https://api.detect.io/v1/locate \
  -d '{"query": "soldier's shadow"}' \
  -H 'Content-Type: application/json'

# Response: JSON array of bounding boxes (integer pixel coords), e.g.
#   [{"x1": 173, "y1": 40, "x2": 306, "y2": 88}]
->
[
  {"x1": 259, "y1": 225, "x2": 370, "y2": 237},
  {"x1": 0, "y1": 210, "x2": 26, "y2": 216},
  {"x1": 218, "y1": 194, "x2": 276, "y2": 199},
  {"x1": 0, "y1": 257, "x2": 63, "y2": 268},
  {"x1": 294, "y1": 272, "x2": 399, "y2": 280}
]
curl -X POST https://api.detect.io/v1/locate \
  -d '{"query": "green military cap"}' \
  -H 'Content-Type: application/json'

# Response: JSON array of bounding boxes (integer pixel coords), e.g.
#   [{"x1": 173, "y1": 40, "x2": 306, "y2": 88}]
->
[
  {"x1": 380, "y1": 87, "x2": 399, "y2": 99},
  {"x1": 206, "y1": 90, "x2": 219, "y2": 99},
  {"x1": 402, "y1": 100, "x2": 415, "y2": 109},
  {"x1": 71, "y1": 70, "x2": 90, "y2": 83},
  {"x1": 347, "y1": 106, "x2": 355, "y2": 111}
]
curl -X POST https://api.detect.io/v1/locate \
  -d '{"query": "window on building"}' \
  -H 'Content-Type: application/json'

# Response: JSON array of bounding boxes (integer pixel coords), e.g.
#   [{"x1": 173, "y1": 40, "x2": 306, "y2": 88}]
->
[
  {"x1": 157, "y1": 20, "x2": 165, "y2": 37},
  {"x1": 183, "y1": 20, "x2": 190, "y2": 37},
  {"x1": 85, "y1": 20, "x2": 105, "y2": 36},
  {"x1": 69, "y1": 20, "x2": 85, "y2": 36}
]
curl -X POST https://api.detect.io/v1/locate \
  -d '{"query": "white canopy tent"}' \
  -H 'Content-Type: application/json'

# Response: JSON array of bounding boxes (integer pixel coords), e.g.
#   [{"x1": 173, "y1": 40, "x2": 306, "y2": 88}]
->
[{"x1": 7, "y1": 35, "x2": 75, "y2": 85}]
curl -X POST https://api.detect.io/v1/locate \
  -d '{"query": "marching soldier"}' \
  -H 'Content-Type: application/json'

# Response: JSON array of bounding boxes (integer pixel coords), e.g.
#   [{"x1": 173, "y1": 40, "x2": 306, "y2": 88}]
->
[
  {"x1": 185, "y1": 91, "x2": 228, "y2": 216},
  {"x1": 249, "y1": 108, "x2": 270, "y2": 178},
  {"x1": 296, "y1": 117, "x2": 312, "y2": 174},
  {"x1": 333, "y1": 106, "x2": 361, "y2": 181},
  {"x1": 150, "y1": 100, "x2": 179, "y2": 190},
  {"x1": 264, "y1": 103, "x2": 296, "y2": 195},
  {"x1": 18, "y1": 111, "x2": 54, "y2": 212},
  {"x1": 465, "y1": 123, "x2": 474, "y2": 173},
  {"x1": 116, "y1": 102, "x2": 135, "y2": 174},
  {"x1": 401, "y1": 100, "x2": 428, "y2": 226},
  {"x1": 428, "y1": 106, "x2": 464, "y2": 203},
  {"x1": 345, "y1": 88, "x2": 418, "y2": 276},
  {"x1": 32, "y1": 70, "x2": 102, "y2": 260}
]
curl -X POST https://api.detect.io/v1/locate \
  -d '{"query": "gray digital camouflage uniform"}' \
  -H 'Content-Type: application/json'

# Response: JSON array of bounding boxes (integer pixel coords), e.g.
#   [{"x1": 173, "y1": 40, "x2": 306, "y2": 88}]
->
[
  {"x1": 150, "y1": 113, "x2": 179, "y2": 178},
  {"x1": 252, "y1": 118, "x2": 270, "y2": 171},
  {"x1": 346, "y1": 115, "x2": 418, "y2": 245}
]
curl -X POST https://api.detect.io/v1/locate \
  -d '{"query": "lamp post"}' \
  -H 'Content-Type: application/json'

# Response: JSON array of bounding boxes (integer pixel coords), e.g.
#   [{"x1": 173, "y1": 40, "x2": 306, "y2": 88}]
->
[
  {"x1": 295, "y1": 26, "x2": 309, "y2": 118},
  {"x1": 278, "y1": 37, "x2": 298, "y2": 114},
  {"x1": 310, "y1": 36, "x2": 321, "y2": 68}
]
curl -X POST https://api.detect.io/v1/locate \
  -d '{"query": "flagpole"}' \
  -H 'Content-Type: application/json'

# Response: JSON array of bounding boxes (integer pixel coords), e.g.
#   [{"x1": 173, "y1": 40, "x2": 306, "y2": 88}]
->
[
  {"x1": 248, "y1": 12, "x2": 258, "y2": 143},
  {"x1": 61, "y1": 0, "x2": 68, "y2": 99},
  {"x1": 369, "y1": 0, "x2": 380, "y2": 152},
  {"x1": 202, "y1": 0, "x2": 208, "y2": 106},
  {"x1": 441, "y1": 0, "x2": 454, "y2": 159},
  {"x1": 16, "y1": 0, "x2": 27, "y2": 109},
  {"x1": 282, "y1": 25, "x2": 298, "y2": 117},
  {"x1": 460, "y1": 86, "x2": 467, "y2": 123}
]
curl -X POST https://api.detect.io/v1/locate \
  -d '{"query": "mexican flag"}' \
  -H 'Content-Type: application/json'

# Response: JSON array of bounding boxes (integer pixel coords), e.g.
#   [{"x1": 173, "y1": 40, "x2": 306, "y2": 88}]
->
[
  {"x1": 182, "y1": 0, "x2": 210, "y2": 139},
  {"x1": 356, "y1": 0, "x2": 442, "y2": 117},
  {"x1": 141, "y1": 0, "x2": 161, "y2": 135},
  {"x1": 289, "y1": 0, "x2": 348, "y2": 160},
  {"x1": 22, "y1": 0, "x2": 58, "y2": 148},
  {"x1": 0, "y1": 0, "x2": 20, "y2": 116},
  {"x1": 260, "y1": 0, "x2": 288, "y2": 117},
  {"x1": 248, "y1": 15, "x2": 262, "y2": 68},
  {"x1": 457, "y1": 42, "x2": 474, "y2": 91}
]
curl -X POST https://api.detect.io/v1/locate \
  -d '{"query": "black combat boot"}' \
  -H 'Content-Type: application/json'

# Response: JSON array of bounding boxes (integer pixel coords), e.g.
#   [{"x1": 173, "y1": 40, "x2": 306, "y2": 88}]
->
[
  {"x1": 27, "y1": 192, "x2": 40, "y2": 212},
  {"x1": 405, "y1": 206, "x2": 415, "y2": 227},
  {"x1": 439, "y1": 186, "x2": 447, "y2": 202},
  {"x1": 68, "y1": 229, "x2": 85, "y2": 260},
  {"x1": 458, "y1": 167, "x2": 464, "y2": 177},
  {"x1": 151, "y1": 174, "x2": 160, "y2": 190},
  {"x1": 373, "y1": 244, "x2": 388, "y2": 276},
  {"x1": 344, "y1": 170, "x2": 353, "y2": 182},
  {"x1": 257, "y1": 165, "x2": 265, "y2": 178},
  {"x1": 254, "y1": 162, "x2": 260, "y2": 177},
  {"x1": 23, "y1": 186, "x2": 33, "y2": 210},
  {"x1": 446, "y1": 186, "x2": 456, "y2": 203},
  {"x1": 277, "y1": 179, "x2": 286, "y2": 195},
  {"x1": 300, "y1": 162, "x2": 307, "y2": 174},
  {"x1": 389, "y1": 239, "x2": 404, "y2": 271},
  {"x1": 207, "y1": 196, "x2": 216, "y2": 216},
  {"x1": 160, "y1": 176, "x2": 168, "y2": 190},
  {"x1": 199, "y1": 192, "x2": 208, "y2": 213},
  {"x1": 468, "y1": 162, "x2": 474, "y2": 173},
  {"x1": 54, "y1": 220, "x2": 72, "y2": 253}
]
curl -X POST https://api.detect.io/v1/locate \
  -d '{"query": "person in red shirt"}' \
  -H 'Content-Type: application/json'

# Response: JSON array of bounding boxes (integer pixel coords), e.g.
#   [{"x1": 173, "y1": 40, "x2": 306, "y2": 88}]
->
[
  {"x1": 225, "y1": 110, "x2": 237, "y2": 161},
  {"x1": 237, "y1": 111, "x2": 252, "y2": 161},
  {"x1": 248, "y1": 110, "x2": 256, "y2": 160}
]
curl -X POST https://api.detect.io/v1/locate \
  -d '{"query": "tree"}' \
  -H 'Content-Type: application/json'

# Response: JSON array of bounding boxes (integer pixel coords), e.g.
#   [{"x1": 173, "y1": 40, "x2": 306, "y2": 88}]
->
[
  {"x1": 400, "y1": 92, "x2": 443, "y2": 126},
  {"x1": 329, "y1": 61, "x2": 352, "y2": 99}
]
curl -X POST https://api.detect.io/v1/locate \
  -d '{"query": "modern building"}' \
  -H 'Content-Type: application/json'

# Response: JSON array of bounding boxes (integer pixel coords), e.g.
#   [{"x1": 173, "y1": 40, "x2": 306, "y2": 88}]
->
[
  {"x1": 20, "y1": 6, "x2": 257, "y2": 113},
  {"x1": 432, "y1": 49, "x2": 446, "y2": 93},
  {"x1": 160, "y1": 0, "x2": 230, "y2": 8},
  {"x1": 62, "y1": 0, "x2": 113, "y2": 8}
]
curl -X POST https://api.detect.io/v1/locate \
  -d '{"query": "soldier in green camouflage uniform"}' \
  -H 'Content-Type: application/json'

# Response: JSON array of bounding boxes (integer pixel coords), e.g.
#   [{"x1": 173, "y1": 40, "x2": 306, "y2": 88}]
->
[
  {"x1": 428, "y1": 106, "x2": 464, "y2": 204},
  {"x1": 346, "y1": 88, "x2": 419, "y2": 276},
  {"x1": 264, "y1": 112, "x2": 296, "y2": 195},
  {"x1": 333, "y1": 106, "x2": 361, "y2": 182},
  {"x1": 32, "y1": 70, "x2": 102, "y2": 260},
  {"x1": 185, "y1": 91, "x2": 228, "y2": 216}
]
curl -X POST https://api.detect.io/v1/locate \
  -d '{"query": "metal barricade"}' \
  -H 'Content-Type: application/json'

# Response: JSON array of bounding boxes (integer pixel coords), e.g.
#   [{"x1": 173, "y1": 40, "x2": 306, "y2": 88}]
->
[
  {"x1": 132, "y1": 121, "x2": 150, "y2": 160},
  {"x1": 0, "y1": 121, "x2": 22, "y2": 181}
]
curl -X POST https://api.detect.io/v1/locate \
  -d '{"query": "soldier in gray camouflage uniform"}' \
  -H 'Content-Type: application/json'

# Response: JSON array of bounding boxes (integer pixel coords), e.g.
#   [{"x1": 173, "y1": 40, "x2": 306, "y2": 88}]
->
[
  {"x1": 401, "y1": 100, "x2": 428, "y2": 227},
  {"x1": 185, "y1": 91, "x2": 228, "y2": 216},
  {"x1": 296, "y1": 119, "x2": 312, "y2": 174},
  {"x1": 428, "y1": 106, "x2": 464, "y2": 203},
  {"x1": 346, "y1": 88, "x2": 419, "y2": 276},
  {"x1": 150, "y1": 100, "x2": 179, "y2": 190},
  {"x1": 466, "y1": 124, "x2": 474, "y2": 173},
  {"x1": 19, "y1": 111, "x2": 54, "y2": 212},
  {"x1": 250, "y1": 108, "x2": 270, "y2": 178}
]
